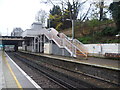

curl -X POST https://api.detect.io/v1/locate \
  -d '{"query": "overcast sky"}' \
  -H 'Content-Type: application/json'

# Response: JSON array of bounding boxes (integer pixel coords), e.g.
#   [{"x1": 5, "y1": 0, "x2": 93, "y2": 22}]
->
[
  {"x1": 0, "y1": 0, "x2": 114, "y2": 36},
  {"x1": 0, "y1": 0, "x2": 53, "y2": 36}
]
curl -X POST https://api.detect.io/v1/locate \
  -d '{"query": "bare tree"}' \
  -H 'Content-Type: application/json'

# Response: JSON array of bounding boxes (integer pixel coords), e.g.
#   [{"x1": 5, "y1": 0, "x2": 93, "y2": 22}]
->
[
  {"x1": 79, "y1": 3, "x2": 92, "y2": 22},
  {"x1": 35, "y1": 10, "x2": 48, "y2": 24},
  {"x1": 90, "y1": 0, "x2": 110, "y2": 20},
  {"x1": 99, "y1": 0, "x2": 104, "y2": 21},
  {"x1": 41, "y1": 0, "x2": 88, "y2": 20}
]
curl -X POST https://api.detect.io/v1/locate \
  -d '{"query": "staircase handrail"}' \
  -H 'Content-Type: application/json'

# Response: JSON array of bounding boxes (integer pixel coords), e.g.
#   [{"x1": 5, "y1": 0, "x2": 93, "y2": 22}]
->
[
  {"x1": 59, "y1": 33, "x2": 67, "y2": 39},
  {"x1": 44, "y1": 32, "x2": 76, "y2": 56},
  {"x1": 73, "y1": 39, "x2": 88, "y2": 54},
  {"x1": 44, "y1": 30, "x2": 87, "y2": 57},
  {"x1": 63, "y1": 38, "x2": 76, "y2": 56},
  {"x1": 44, "y1": 32, "x2": 52, "y2": 40},
  {"x1": 59, "y1": 33, "x2": 77, "y2": 55},
  {"x1": 59, "y1": 33, "x2": 88, "y2": 57},
  {"x1": 44, "y1": 31, "x2": 63, "y2": 47},
  {"x1": 52, "y1": 34, "x2": 63, "y2": 47},
  {"x1": 75, "y1": 45, "x2": 88, "y2": 57}
]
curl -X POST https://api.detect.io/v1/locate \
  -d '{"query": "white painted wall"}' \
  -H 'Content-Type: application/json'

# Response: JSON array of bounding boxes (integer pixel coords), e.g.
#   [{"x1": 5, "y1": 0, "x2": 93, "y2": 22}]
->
[
  {"x1": 27, "y1": 46, "x2": 32, "y2": 52},
  {"x1": 22, "y1": 45, "x2": 26, "y2": 51},
  {"x1": 44, "y1": 43, "x2": 52, "y2": 54},
  {"x1": 85, "y1": 43, "x2": 120, "y2": 55}
]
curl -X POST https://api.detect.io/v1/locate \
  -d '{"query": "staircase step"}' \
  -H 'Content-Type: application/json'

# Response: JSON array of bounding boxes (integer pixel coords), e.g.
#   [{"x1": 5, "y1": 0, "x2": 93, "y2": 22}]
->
[{"x1": 76, "y1": 53, "x2": 85, "y2": 56}]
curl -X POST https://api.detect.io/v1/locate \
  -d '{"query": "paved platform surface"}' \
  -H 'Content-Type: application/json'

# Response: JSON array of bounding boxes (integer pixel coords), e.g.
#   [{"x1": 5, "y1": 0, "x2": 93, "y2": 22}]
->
[
  {"x1": 20, "y1": 51, "x2": 120, "y2": 70},
  {"x1": 0, "y1": 51, "x2": 42, "y2": 89}
]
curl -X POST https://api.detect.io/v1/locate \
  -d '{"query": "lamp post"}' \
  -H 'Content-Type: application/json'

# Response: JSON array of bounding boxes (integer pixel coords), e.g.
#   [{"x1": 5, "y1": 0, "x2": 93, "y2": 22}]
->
[
  {"x1": 66, "y1": 19, "x2": 74, "y2": 40},
  {"x1": 72, "y1": 19, "x2": 74, "y2": 40},
  {"x1": 66, "y1": 19, "x2": 75, "y2": 57}
]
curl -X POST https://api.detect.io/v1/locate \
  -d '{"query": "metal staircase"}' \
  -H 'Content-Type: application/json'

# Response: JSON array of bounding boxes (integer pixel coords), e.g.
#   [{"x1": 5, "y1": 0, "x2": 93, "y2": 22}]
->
[
  {"x1": 73, "y1": 39, "x2": 88, "y2": 58},
  {"x1": 44, "y1": 28, "x2": 88, "y2": 58},
  {"x1": 59, "y1": 33, "x2": 88, "y2": 58}
]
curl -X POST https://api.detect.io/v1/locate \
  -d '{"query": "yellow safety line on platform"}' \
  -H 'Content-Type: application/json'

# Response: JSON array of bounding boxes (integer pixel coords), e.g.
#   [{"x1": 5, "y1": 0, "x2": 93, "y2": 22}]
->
[{"x1": 2, "y1": 52, "x2": 23, "y2": 90}]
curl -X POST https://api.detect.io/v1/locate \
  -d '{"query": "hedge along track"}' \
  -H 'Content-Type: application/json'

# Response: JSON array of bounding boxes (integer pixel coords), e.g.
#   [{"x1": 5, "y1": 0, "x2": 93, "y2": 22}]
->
[{"x1": 7, "y1": 51, "x2": 120, "y2": 88}]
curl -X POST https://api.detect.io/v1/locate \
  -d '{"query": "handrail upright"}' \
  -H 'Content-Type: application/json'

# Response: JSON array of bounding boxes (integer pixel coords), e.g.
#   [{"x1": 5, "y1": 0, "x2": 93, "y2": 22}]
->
[{"x1": 44, "y1": 30, "x2": 88, "y2": 58}]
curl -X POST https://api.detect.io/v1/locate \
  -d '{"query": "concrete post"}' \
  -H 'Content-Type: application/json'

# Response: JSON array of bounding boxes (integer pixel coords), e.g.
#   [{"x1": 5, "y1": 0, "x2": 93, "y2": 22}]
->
[
  {"x1": 44, "y1": 35, "x2": 46, "y2": 43},
  {"x1": 38, "y1": 37, "x2": 39, "y2": 52},
  {"x1": 35, "y1": 37, "x2": 37, "y2": 52},
  {"x1": 14, "y1": 45, "x2": 18, "y2": 52},
  {"x1": 40, "y1": 35, "x2": 42, "y2": 53},
  {"x1": 32, "y1": 38, "x2": 34, "y2": 52},
  {"x1": 62, "y1": 39, "x2": 64, "y2": 56},
  {"x1": 34, "y1": 37, "x2": 36, "y2": 52},
  {"x1": 50, "y1": 40, "x2": 52, "y2": 54}
]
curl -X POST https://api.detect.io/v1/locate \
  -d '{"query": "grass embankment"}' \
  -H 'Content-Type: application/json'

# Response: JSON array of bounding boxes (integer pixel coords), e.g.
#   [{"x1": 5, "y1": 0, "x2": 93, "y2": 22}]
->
[{"x1": 60, "y1": 20, "x2": 120, "y2": 44}]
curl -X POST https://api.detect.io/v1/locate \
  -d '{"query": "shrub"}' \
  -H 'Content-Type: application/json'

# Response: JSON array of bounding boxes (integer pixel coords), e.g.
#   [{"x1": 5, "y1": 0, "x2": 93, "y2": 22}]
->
[
  {"x1": 88, "y1": 19, "x2": 100, "y2": 27},
  {"x1": 78, "y1": 36, "x2": 92, "y2": 44},
  {"x1": 101, "y1": 27, "x2": 117, "y2": 36}
]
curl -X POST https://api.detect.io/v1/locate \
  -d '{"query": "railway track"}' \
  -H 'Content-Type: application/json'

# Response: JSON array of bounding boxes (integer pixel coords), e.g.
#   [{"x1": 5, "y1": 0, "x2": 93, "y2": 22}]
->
[
  {"x1": 6, "y1": 52, "x2": 64, "y2": 89},
  {"x1": 7, "y1": 51, "x2": 120, "y2": 89}
]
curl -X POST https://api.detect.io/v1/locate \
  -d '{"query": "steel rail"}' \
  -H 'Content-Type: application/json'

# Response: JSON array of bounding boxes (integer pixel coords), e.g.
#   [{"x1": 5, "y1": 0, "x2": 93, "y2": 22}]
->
[
  {"x1": 16, "y1": 51, "x2": 120, "y2": 87},
  {"x1": 14, "y1": 52, "x2": 99, "y2": 89}
]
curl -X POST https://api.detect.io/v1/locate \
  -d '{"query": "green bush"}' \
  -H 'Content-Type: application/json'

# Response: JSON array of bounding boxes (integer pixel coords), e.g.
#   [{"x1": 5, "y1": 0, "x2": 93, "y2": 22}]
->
[
  {"x1": 78, "y1": 36, "x2": 92, "y2": 44},
  {"x1": 88, "y1": 19, "x2": 100, "y2": 27},
  {"x1": 101, "y1": 27, "x2": 117, "y2": 36}
]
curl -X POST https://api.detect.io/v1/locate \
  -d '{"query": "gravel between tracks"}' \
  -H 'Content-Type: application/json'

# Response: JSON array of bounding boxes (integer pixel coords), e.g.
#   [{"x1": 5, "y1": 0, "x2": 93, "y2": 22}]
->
[
  {"x1": 16, "y1": 51, "x2": 119, "y2": 88},
  {"x1": 7, "y1": 52, "x2": 63, "y2": 89},
  {"x1": 7, "y1": 51, "x2": 119, "y2": 89}
]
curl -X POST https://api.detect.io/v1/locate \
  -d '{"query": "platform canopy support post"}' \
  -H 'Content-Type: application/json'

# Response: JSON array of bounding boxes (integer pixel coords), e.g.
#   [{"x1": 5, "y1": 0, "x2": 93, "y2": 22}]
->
[{"x1": 14, "y1": 45, "x2": 18, "y2": 52}]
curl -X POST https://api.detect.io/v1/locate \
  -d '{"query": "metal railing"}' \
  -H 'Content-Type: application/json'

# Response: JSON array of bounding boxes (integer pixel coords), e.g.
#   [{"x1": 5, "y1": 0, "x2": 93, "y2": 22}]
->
[
  {"x1": 59, "y1": 33, "x2": 67, "y2": 39},
  {"x1": 73, "y1": 39, "x2": 88, "y2": 55},
  {"x1": 44, "y1": 30, "x2": 88, "y2": 58},
  {"x1": 44, "y1": 31, "x2": 63, "y2": 47},
  {"x1": 52, "y1": 34, "x2": 63, "y2": 47},
  {"x1": 63, "y1": 38, "x2": 76, "y2": 56},
  {"x1": 59, "y1": 33, "x2": 88, "y2": 57},
  {"x1": 44, "y1": 31, "x2": 75, "y2": 56}
]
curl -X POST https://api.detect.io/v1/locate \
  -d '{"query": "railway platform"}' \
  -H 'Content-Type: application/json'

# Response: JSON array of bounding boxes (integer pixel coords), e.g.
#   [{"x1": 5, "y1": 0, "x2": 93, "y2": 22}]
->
[
  {"x1": 20, "y1": 50, "x2": 120, "y2": 70},
  {"x1": 0, "y1": 51, "x2": 42, "y2": 89}
]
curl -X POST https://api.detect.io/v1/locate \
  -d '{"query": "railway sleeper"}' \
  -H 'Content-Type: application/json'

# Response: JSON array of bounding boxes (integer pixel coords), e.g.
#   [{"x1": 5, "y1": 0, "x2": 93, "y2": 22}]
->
[{"x1": 14, "y1": 53, "x2": 101, "y2": 89}]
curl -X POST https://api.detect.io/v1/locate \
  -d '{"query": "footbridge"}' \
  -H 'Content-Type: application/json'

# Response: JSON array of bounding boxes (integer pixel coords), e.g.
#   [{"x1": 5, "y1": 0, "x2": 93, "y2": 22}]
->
[
  {"x1": 22, "y1": 27, "x2": 88, "y2": 59},
  {"x1": 0, "y1": 36, "x2": 24, "y2": 51}
]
